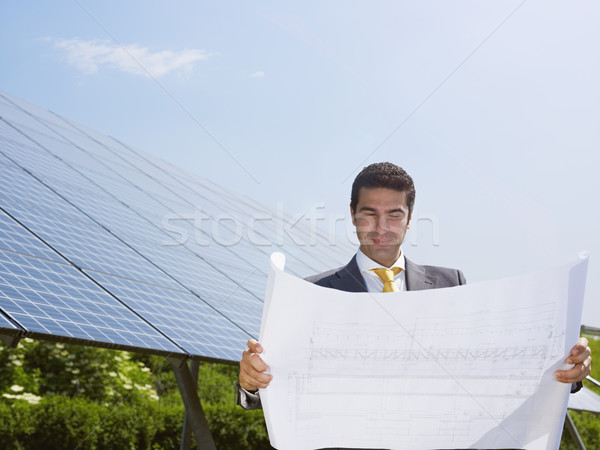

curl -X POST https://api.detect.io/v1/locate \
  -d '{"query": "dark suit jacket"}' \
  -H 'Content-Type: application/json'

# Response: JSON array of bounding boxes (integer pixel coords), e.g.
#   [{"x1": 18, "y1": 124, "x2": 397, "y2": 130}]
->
[{"x1": 306, "y1": 255, "x2": 466, "y2": 292}]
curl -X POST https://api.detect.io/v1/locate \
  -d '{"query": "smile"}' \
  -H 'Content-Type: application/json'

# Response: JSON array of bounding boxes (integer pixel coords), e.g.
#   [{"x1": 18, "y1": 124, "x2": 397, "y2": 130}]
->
[{"x1": 371, "y1": 238, "x2": 395, "y2": 245}]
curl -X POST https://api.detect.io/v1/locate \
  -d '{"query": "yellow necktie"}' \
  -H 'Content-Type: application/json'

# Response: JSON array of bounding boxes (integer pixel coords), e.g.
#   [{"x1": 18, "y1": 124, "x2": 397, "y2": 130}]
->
[{"x1": 370, "y1": 267, "x2": 402, "y2": 292}]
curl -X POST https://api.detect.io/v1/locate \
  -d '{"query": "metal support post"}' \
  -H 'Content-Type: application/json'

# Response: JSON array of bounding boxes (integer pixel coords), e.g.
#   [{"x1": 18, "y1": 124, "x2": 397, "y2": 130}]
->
[
  {"x1": 564, "y1": 410, "x2": 586, "y2": 450},
  {"x1": 180, "y1": 359, "x2": 201, "y2": 450},
  {"x1": 169, "y1": 357, "x2": 216, "y2": 450},
  {"x1": 0, "y1": 333, "x2": 21, "y2": 348}
]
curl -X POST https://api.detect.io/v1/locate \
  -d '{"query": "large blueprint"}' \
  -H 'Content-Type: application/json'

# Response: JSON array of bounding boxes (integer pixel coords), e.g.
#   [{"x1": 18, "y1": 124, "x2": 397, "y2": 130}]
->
[{"x1": 258, "y1": 253, "x2": 588, "y2": 450}]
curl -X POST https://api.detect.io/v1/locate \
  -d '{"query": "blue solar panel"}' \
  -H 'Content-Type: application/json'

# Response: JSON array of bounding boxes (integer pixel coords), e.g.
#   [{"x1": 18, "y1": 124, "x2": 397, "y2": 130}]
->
[
  {"x1": 0, "y1": 248, "x2": 182, "y2": 353},
  {"x1": 29, "y1": 108, "x2": 350, "y2": 278},
  {"x1": 0, "y1": 157, "x2": 264, "y2": 332},
  {"x1": 0, "y1": 209, "x2": 64, "y2": 264},
  {"x1": 159, "y1": 172, "x2": 348, "y2": 276},
  {"x1": 1, "y1": 133, "x2": 263, "y2": 337},
  {"x1": 126, "y1": 242, "x2": 264, "y2": 332},
  {"x1": 49, "y1": 118, "x2": 347, "y2": 277},
  {"x1": 85, "y1": 271, "x2": 252, "y2": 361},
  {"x1": 0, "y1": 92, "x2": 82, "y2": 137},
  {"x1": 0, "y1": 121, "x2": 262, "y2": 352},
  {"x1": 1, "y1": 117, "x2": 272, "y2": 289},
  {"x1": 0, "y1": 311, "x2": 21, "y2": 331},
  {"x1": 0, "y1": 175, "x2": 184, "y2": 291},
  {"x1": 0, "y1": 89, "x2": 357, "y2": 362}
]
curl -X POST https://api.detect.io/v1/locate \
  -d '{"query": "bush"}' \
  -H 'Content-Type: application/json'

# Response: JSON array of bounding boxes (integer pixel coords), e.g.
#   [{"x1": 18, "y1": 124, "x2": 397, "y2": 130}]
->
[
  {"x1": 0, "y1": 341, "x2": 272, "y2": 449},
  {"x1": 0, "y1": 399, "x2": 35, "y2": 450},
  {"x1": 0, "y1": 393, "x2": 274, "y2": 450},
  {"x1": 205, "y1": 403, "x2": 271, "y2": 449},
  {"x1": 0, "y1": 395, "x2": 189, "y2": 450},
  {"x1": 1, "y1": 339, "x2": 159, "y2": 403}
]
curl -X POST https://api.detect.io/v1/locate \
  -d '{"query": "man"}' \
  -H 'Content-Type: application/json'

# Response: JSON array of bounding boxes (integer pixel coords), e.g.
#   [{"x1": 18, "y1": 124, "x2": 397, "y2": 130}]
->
[{"x1": 239, "y1": 162, "x2": 592, "y2": 412}]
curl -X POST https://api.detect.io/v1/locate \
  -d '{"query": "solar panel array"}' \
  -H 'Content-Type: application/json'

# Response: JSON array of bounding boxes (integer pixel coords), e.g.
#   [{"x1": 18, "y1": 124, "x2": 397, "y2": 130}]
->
[{"x1": 0, "y1": 90, "x2": 355, "y2": 362}]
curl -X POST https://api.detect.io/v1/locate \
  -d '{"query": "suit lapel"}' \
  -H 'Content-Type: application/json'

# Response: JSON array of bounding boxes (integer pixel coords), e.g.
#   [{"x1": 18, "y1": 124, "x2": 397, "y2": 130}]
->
[
  {"x1": 327, "y1": 255, "x2": 440, "y2": 292},
  {"x1": 405, "y1": 258, "x2": 438, "y2": 291},
  {"x1": 330, "y1": 255, "x2": 367, "y2": 292}
]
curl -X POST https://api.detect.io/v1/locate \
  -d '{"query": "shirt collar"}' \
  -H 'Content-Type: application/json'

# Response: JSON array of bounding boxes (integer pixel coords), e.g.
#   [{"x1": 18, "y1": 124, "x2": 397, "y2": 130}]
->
[{"x1": 356, "y1": 248, "x2": 405, "y2": 274}]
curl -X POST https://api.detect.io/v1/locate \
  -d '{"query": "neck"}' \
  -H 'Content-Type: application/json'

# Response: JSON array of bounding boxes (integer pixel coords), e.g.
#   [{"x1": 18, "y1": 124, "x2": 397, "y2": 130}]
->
[{"x1": 359, "y1": 247, "x2": 402, "y2": 268}]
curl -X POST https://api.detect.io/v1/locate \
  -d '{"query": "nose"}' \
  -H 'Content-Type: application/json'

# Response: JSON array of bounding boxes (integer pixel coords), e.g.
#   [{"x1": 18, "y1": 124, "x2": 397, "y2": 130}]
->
[{"x1": 375, "y1": 216, "x2": 388, "y2": 233}]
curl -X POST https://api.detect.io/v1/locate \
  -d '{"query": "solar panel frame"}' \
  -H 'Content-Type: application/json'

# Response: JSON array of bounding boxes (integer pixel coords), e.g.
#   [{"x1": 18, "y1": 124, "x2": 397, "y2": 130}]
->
[
  {"x1": 0, "y1": 247, "x2": 185, "y2": 355},
  {"x1": 2, "y1": 197, "x2": 186, "y2": 291},
  {"x1": 0, "y1": 311, "x2": 22, "y2": 332},
  {"x1": 0, "y1": 209, "x2": 65, "y2": 264},
  {"x1": 128, "y1": 241, "x2": 264, "y2": 330},
  {"x1": 162, "y1": 156, "x2": 354, "y2": 270},
  {"x1": 84, "y1": 270, "x2": 253, "y2": 361},
  {"x1": 2, "y1": 135, "x2": 267, "y2": 312},
  {"x1": 106, "y1": 137, "x2": 355, "y2": 271},
  {"x1": 0, "y1": 89, "x2": 359, "y2": 364},
  {"x1": 0, "y1": 92, "x2": 86, "y2": 135}
]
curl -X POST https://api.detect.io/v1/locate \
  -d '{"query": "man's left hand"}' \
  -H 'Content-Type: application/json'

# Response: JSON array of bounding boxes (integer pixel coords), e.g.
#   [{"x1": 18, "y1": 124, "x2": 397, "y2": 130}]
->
[{"x1": 556, "y1": 337, "x2": 592, "y2": 384}]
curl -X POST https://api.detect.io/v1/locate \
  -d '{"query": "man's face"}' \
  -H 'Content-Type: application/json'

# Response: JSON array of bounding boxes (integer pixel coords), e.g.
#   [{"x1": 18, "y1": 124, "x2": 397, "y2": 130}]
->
[{"x1": 351, "y1": 187, "x2": 411, "y2": 267}]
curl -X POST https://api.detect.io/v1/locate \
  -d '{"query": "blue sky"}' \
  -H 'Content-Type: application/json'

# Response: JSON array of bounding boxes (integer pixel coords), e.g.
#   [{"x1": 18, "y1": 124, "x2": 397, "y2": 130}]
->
[{"x1": 1, "y1": 1, "x2": 599, "y2": 326}]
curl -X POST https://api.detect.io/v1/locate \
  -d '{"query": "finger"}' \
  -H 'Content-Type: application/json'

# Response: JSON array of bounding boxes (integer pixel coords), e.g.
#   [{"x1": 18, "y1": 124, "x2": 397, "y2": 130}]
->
[
  {"x1": 556, "y1": 357, "x2": 592, "y2": 384},
  {"x1": 239, "y1": 346, "x2": 272, "y2": 390},
  {"x1": 569, "y1": 337, "x2": 589, "y2": 357},
  {"x1": 567, "y1": 346, "x2": 591, "y2": 365},
  {"x1": 240, "y1": 371, "x2": 273, "y2": 390},
  {"x1": 239, "y1": 360, "x2": 273, "y2": 390},
  {"x1": 243, "y1": 348, "x2": 269, "y2": 372},
  {"x1": 247, "y1": 338, "x2": 263, "y2": 354}
]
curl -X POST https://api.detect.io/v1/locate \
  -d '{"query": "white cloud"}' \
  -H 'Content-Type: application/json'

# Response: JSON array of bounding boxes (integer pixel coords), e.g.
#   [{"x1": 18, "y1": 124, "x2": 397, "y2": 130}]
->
[
  {"x1": 249, "y1": 71, "x2": 265, "y2": 78},
  {"x1": 51, "y1": 38, "x2": 211, "y2": 78}
]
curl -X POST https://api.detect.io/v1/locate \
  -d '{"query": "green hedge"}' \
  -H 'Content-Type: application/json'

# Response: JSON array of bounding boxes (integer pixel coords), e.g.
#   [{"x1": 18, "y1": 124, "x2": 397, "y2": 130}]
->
[
  {"x1": 3, "y1": 394, "x2": 594, "y2": 450},
  {"x1": 205, "y1": 404, "x2": 271, "y2": 450},
  {"x1": 0, "y1": 395, "x2": 272, "y2": 450},
  {"x1": 0, "y1": 339, "x2": 273, "y2": 449},
  {"x1": 0, "y1": 396, "x2": 181, "y2": 450}
]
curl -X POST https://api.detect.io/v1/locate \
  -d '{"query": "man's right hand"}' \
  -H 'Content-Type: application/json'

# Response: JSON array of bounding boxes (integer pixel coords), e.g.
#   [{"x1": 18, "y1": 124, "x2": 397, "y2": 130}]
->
[{"x1": 239, "y1": 339, "x2": 273, "y2": 392}]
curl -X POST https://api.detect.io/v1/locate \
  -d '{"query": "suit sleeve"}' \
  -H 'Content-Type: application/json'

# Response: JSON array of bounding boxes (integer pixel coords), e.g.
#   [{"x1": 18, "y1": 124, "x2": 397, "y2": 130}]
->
[{"x1": 237, "y1": 385, "x2": 262, "y2": 410}]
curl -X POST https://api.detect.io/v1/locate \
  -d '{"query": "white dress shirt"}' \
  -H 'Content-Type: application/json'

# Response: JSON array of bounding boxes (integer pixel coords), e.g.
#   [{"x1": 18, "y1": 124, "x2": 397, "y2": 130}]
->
[{"x1": 355, "y1": 249, "x2": 406, "y2": 293}]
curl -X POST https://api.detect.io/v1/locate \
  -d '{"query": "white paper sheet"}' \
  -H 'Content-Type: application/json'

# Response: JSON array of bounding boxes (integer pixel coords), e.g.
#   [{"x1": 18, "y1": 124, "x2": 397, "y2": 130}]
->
[{"x1": 258, "y1": 253, "x2": 588, "y2": 450}]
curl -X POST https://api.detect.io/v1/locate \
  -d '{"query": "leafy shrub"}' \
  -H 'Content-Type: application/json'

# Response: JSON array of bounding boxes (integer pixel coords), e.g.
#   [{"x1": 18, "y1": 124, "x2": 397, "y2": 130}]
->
[
  {"x1": 0, "y1": 340, "x2": 272, "y2": 449},
  {"x1": 0, "y1": 395, "x2": 188, "y2": 450},
  {"x1": 205, "y1": 403, "x2": 271, "y2": 449},
  {"x1": 1, "y1": 339, "x2": 159, "y2": 403}
]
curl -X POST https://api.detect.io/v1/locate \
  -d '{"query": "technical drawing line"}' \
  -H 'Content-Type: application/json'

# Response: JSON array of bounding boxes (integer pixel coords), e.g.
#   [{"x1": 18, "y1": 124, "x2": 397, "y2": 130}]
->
[
  {"x1": 309, "y1": 267, "x2": 532, "y2": 443},
  {"x1": 338, "y1": 287, "x2": 527, "y2": 448},
  {"x1": 308, "y1": 345, "x2": 549, "y2": 361}
]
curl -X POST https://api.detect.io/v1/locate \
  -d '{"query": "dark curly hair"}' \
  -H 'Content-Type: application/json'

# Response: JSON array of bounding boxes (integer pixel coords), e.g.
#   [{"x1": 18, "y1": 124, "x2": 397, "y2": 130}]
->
[{"x1": 350, "y1": 162, "x2": 416, "y2": 217}]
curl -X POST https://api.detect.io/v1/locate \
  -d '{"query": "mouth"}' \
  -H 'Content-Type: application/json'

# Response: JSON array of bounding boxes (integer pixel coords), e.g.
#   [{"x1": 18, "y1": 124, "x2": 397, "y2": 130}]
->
[
  {"x1": 369, "y1": 236, "x2": 397, "y2": 246},
  {"x1": 371, "y1": 238, "x2": 391, "y2": 245}
]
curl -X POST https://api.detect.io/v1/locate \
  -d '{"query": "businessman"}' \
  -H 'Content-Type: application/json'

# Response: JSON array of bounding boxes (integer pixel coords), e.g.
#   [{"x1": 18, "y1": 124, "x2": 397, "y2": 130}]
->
[{"x1": 238, "y1": 162, "x2": 592, "y2": 410}]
